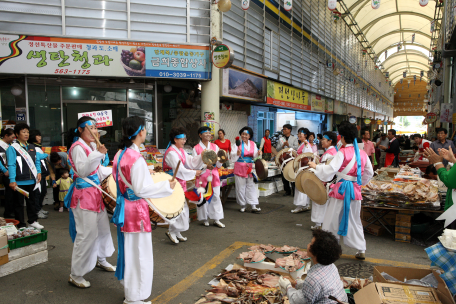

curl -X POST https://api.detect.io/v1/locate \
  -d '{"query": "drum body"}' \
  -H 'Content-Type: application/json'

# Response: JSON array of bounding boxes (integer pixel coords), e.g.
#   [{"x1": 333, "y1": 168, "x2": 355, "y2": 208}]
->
[
  {"x1": 275, "y1": 148, "x2": 297, "y2": 171},
  {"x1": 217, "y1": 149, "x2": 229, "y2": 164},
  {"x1": 101, "y1": 173, "x2": 185, "y2": 224},
  {"x1": 202, "y1": 150, "x2": 217, "y2": 166},
  {"x1": 293, "y1": 153, "x2": 327, "y2": 204}
]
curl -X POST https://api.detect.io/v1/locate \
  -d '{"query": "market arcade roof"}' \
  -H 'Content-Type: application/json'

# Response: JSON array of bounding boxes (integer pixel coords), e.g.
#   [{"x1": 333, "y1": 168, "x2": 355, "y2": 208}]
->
[{"x1": 343, "y1": 0, "x2": 435, "y2": 86}]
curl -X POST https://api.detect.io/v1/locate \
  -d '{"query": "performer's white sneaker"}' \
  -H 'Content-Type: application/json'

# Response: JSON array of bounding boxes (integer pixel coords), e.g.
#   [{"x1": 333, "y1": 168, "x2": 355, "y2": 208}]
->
[
  {"x1": 176, "y1": 232, "x2": 187, "y2": 242},
  {"x1": 310, "y1": 225, "x2": 322, "y2": 230},
  {"x1": 214, "y1": 220, "x2": 225, "y2": 228},
  {"x1": 291, "y1": 206, "x2": 310, "y2": 213},
  {"x1": 166, "y1": 232, "x2": 179, "y2": 244},
  {"x1": 96, "y1": 260, "x2": 116, "y2": 272},
  {"x1": 29, "y1": 221, "x2": 44, "y2": 229},
  {"x1": 123, "y1": 301, "x2": 151, "y2": 304},
  {"x1": 68, "y1": 274, "x2": 91, "y2": 288},
  {"x1": 240, "y1": 207, "x2": 246, "y2": 213},
  {"x1": 203, "y1": 221, "x2": 210, "y2": 227},
  {"x1": 355, "y1": 252, "x2": 366, "y2": 260},
  {"x1": 251, "y1": 206, "x2": 261, "y2": 213}
]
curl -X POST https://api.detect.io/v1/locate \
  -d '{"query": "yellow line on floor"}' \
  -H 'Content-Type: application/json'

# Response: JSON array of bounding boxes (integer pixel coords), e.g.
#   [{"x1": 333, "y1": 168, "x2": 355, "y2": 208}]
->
[
  {"x1": 152, "y1": 241, "x2": 429, "y2": 303},
  {"x1": 152, "y1": 241, "x2": 254, "y2": 304}
]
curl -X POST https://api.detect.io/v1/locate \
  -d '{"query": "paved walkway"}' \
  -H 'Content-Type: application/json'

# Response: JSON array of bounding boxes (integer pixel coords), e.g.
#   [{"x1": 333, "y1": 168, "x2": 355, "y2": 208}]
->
[{"x1": 0, "y1": 191, "x2": 433, "y2": 304}]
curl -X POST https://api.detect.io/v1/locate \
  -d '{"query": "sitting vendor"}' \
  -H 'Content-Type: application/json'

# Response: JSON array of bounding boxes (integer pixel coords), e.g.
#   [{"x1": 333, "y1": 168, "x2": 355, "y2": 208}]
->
[
  {"x1": 279, "y1": 230, "x2": 347, "y2": 304},
  {"x1": 426, "y1": 165, "x2": 445, "y2": 188}
]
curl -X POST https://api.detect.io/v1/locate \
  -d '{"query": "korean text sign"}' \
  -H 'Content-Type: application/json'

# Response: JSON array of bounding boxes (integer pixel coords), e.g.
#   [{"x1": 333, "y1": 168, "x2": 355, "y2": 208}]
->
[
  {"x1": 0, "y1": 34, "x2": 211, "y2": 80},
  {"x1": 266, "y1": 80, "x2": 310, "y2": 110},
  {"x1": 78, "y1": 110, "x2": 113, "y2": 128}
]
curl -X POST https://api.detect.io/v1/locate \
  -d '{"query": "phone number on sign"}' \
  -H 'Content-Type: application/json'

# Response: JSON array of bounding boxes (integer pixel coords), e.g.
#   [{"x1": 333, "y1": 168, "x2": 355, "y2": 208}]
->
[
  {"x1": 54, "y1": 69, "x2": 91, "y2": 74},
  {"x1": 158, "y1": 72, "x2": 202, "y2": 78}
]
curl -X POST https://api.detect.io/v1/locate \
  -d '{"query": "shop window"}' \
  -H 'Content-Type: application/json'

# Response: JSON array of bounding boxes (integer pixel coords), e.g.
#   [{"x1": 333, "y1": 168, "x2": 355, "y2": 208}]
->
[
  {"x1": 62, "y1": 87, "x2": 127, "y2": 101},
  {"x1": 128, "y1": 89, "x2": 155, "y2": 145},
  {"x1": 0, "y1": 85, "x2": 17, "y2": 123},
  {"x1": 257, "y1": 111, "x2": 275, "y2": 142},
  {"x1": 28, "y1": 85, "x2": 62, "y2": 146}
]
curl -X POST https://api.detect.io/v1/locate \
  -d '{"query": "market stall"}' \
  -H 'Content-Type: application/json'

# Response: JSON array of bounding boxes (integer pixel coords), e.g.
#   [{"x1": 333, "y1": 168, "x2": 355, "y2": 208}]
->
[
  {"x1": 0, "y1": 219, "x2": 48, "y2": 277},
  {"x1": 362, "y1": 165, "x2": 445, "y2": 242}
]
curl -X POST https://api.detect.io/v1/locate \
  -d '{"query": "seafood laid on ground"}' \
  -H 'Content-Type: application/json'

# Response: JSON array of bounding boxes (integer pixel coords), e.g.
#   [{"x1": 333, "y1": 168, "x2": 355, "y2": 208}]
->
[
  {"x1": 363, "y1": 179, "x2": 439, "y2": 203},
  {"x1": 341, "y1": 277, "x2": 371, "y2": 289},
  {"x1": 275, "y1": 245, "x2": 298, "y2": 253},
  {"x1": 275, "y1": 255, "x2": 306, "y2": 272},
  {"x1": 291, "y1": 250, "x2": 309, "y2": 260},
  {"x1": 248, "y1": 244, "x2": 276, "y2": 253},
  {"x1": 237, "y1": 251, "x2": 266, "y2": 263}
]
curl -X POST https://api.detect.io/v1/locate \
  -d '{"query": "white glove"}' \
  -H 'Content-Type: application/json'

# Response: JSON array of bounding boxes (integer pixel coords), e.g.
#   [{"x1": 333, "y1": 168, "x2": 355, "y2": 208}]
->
[{"x1": 279, "y1": 276, "x2": 291, "y2": 295}]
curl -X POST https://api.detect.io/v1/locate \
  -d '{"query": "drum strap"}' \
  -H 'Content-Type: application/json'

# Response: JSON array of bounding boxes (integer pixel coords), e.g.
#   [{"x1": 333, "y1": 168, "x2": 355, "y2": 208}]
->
[
  {"x1": 117, "y1": 165, "x2": 176, "y2": 226},
  {"x1": 72, "y1": 168, "x2": 116, "y2": 201},
  {"x1": 280, "y1": 150, "x2": 295, "y2": 171}
]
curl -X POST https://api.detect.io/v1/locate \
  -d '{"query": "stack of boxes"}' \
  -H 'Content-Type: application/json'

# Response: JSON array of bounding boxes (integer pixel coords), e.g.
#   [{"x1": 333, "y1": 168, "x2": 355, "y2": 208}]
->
[{"x1": 395, "y1": 210, "x2": 414, "y2": 243}]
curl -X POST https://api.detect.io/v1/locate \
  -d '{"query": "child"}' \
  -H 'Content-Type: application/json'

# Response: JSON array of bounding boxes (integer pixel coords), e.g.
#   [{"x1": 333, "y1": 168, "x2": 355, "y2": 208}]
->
[{"x1": 53, "y1": 169, "x2": 73, "y2": 212}]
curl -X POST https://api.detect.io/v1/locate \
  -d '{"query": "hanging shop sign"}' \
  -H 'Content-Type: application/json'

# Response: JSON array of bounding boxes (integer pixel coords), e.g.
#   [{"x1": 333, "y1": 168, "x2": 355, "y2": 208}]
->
[
  {"x1": 346, "y1": 105, "x2": 362, "y2": 117},
  {"x1": 419, "y1": 0, "x2": 429, "y2": 7},
  {"x1": 211, "y1": 44, "x2": 234, "y2": 69},
  {"x1": 325, "y1": 99, "x2": 334, "y2": 114},
  {"x1": 311, "y1": 94, "x2": 325, "y2": 112},
  {"x1": 221, "y1": 68, "x2": 266, "y2": 102},
  {"x1": 349, "y1": 116, "x2": 357, "y2": 124},
  {"x1": 364, "y1": 118, "x2": 371, "y2": 124},
  {"x1": 328, "y1": 0, "x2": 337, "y2": 10},
  {"x1": 0, "y1": 34, "x2": 211, "y2": 79},
  {"x1": 266, "y1": 80, "x2": 310, "y2": 110},
  {"x1": 78, "y1": 110, "x2": 113, "y2": 128},
  {"x1": 425, "y1": 112, "x2": 437, "y2": 124},
  {"x1": 440, "y1": 104, "x2": 453, "y2": 123},
  {"x1": 284, "y1": 0, "x2": 292, "y2": 11},
  {"x1": 334, "y1": 100, "x2": 347, "y2": 115},
  {"x1": 371, "y1": 0, "x2": 380, "y2": 9},
  {"x1": 241, "y1": 0, "x2": 250, "y2": 10}
]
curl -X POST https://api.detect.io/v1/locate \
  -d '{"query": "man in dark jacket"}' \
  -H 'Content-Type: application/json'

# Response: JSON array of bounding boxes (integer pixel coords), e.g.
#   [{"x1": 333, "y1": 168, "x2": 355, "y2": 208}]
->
[{"x1": 379, "y1": 129, "x2": 400, "y2": 167}]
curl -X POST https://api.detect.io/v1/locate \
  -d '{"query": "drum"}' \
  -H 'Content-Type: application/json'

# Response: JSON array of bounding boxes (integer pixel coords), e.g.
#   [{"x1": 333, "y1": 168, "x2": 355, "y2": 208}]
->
[
  {"x1": 293, "y1": 153, "x2": 327, "y2": 205},
  {"x1": 275, "y1": 148, "x2": 297, "y2": 171},
  {"x1": 101, "y1": 173, "x2": 185, "y2": 226},
  {"x1": 202, "y1": 149, "x2": 218, "y2": 166},
  {"x1": 254, "y1": 158, "x2": 269, "y2": 180}
]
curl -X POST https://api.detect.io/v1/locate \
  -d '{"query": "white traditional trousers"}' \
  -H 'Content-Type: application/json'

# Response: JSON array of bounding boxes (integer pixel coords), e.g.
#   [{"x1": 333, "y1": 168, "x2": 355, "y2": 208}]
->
[
  {"x1": 322, "y1": 198, "x2": 366, "y2": 251},
  {"x1": 311, "y1": 201, "x2": 328, "y2": 225},
  {"x1": 197, "y1": 186, "x2": 224, "y2": 221},
  {"x1": 121, "y1": 232, "x2": 154, "y2": 304},
  {"x1": 234, "y1": 175, "x2": 259, "y2": 207},
  {"x1": 293, "y1": 188, "x2": 310, "y2": 207},
  {"x1": 168, "y1": 201, "x2": 190, "y2": 233},
  {"x1": 71, "y1": 203, "x2": 115, "y2": 277}
]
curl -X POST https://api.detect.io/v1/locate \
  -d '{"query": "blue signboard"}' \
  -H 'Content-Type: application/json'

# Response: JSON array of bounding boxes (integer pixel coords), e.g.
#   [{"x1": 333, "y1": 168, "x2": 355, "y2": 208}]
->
[
  {"x1": 16, "y1": 113, "x2": 26, "y2": 121},
  {"x1": 145, "y1": 46, "x2": 211, "y2": 79}
]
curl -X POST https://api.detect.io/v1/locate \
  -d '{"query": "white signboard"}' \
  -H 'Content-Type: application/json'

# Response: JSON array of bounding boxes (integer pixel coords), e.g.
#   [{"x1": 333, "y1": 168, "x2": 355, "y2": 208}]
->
[{"x1": 78, "y1": 110, "x2": 113, "y2": 128}]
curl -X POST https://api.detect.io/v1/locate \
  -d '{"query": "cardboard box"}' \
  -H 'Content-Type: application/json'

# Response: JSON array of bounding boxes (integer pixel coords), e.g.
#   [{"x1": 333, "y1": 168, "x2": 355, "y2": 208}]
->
[
  {"x1": 362, "y1": 220, "x2": 385, "y2": 236},
  {"x1": 396, "y1": 214, "x2": 412, "y2": 222},
  {"x1": 395, "y1": 227, "x2": 411, "y2": 234},
  {"x1": 0, "y1": 235, "x2": 8, "y2": 259},
  {"x1": 395, "y1": 233, "x2": 411, "y2": 243},
  {"x1": 372, "y1": 266, "x2": 455, "y2": 304},
  {"x1": 396, "y1": 221, "x2": 412, "y2": 228},
  {"x1": 0, "y1": 254, "x2": 7, "y2": 266},
  {"x1": 354, "y1": 282, "x2": 441, "y2": 304}
]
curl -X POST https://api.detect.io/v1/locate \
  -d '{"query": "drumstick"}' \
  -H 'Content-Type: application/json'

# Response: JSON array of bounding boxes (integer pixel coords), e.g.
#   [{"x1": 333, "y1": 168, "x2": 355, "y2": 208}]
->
[
  {"x1": 172, "y1": 161, "x2": 181, "y2": 182},
  {"x1": 86, "y1": 126, "x2": 102, "y2": 148}
]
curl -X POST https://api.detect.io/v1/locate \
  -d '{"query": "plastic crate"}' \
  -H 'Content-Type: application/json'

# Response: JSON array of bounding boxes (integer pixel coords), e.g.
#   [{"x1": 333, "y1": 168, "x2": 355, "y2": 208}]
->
[{"x1": 8, "y1": 230, "x2": 48, "y2": 250}]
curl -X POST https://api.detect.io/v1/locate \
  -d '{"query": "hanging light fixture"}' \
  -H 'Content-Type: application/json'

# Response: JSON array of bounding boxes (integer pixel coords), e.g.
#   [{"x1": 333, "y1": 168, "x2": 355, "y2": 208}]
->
[
  {"x1": 11, "y1": 85, "x2": 22, "y2": 96},
  {"x1": 164, "y1": 83, "x2": 173, "y2": 93},
  {"x1": 218, "y1": 0, "x2": 232, "y2": 12}
]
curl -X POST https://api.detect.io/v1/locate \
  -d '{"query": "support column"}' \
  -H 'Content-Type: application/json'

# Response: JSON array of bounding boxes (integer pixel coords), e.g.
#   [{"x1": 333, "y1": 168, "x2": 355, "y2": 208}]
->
[
  {"x1": 443, "y1": 57, "x2": 452, "y2": 131},
  {"x1": 201, "y1": 3, "x2": 221, "y2": 137}
]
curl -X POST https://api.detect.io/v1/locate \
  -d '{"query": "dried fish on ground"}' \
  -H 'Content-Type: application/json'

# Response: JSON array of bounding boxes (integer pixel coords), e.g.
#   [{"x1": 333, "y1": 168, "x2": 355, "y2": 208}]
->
[
  {"x1": 275, "y1": 255, "x2": 305, "y2": 272},
  {"x1": 237, "y1": 251, "x2": 266, "y2": 263},
  {"x1": 275, "y1": 245, "x2": 298, "y2": 253},
  {"x1": 207, "y1": 283, "x2": 240, "y2": 297},
  {"x1": 292, "y1": 250, "x2": 309, "y2": 260},
  {"x1": 257, "y1": 273, "x2": 280, "y2": 288},
  {"x1": 248, "y1": 244, "x2": 276, "y2": 253}
]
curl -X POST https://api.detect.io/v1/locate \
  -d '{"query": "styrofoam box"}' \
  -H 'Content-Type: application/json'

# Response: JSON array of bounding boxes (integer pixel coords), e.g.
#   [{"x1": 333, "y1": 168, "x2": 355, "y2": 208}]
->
[
  {"x1": 244, "y1": 260, "x2": 311, "y2": 280},
  {"x1": 0, "y1": 250, "x2": 48, "y2": 277},
  {"x1": 259, "y1": 189, "x2": 275, "y2": 197},
  {"x1": 258, "y1": 181, "x2": 276, "y2": 190},
  {"x1": 9, "y1": 241, "x2": 47, "y2": 261}
]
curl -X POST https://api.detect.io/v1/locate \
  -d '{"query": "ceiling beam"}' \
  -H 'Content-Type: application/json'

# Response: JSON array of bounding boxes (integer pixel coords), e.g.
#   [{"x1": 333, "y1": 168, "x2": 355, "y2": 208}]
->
[
  {"x1": 384, "y1": 61, "x2": 430, "y2": 71},
  {"x1": 361, "y1": 12, "x2": 434, "y2": 34},
  {"x1": 370, "y1": 30, "x2": 432, "y2": 46},
  {"x1": 382, "y1": 50, "x2": 430, "y2": 66},
  {"x1": 391, "y1": 74, "x2": 429, "y2": 85},
  {"x1": 376, "y1": 43, "x2": 431, "y2": 59}
]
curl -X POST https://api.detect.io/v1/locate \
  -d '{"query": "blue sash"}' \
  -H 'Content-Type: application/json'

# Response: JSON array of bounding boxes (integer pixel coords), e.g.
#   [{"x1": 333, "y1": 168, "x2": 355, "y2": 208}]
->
[
  {"x1": 337, "y1": 179, "x2": 355, "y2": 236},
  {"x1": 64, "y1": 173, "x2": 100, "y2": 242},
  {"x1": 237, "y1": 141, "x2": 254, "y2": 163},
  {"x1": 111, "y1": 149, "x2": 141, "y2": 281}
]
